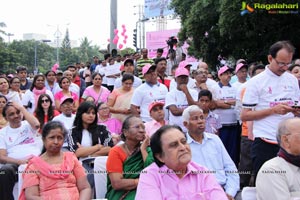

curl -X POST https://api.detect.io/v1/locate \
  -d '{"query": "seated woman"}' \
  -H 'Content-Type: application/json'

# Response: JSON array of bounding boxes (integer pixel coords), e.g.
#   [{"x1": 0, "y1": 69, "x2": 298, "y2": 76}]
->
[
  {"x1": 0, "y1": 95, "x2": 8, "y2": 129},
  {"x1": 0, "y1": 77, "x2": 22, "y2": 104},
  {"x1": 22, "y1": 74, "x2": 54, "y2": 113},
  {"x1": 54, "y1": 76, "x2": 79, "y2": 113},
  {"x1": 81, "y1": 73, "x2": 111, "y2": 105},
  {"x1": 98, "y1": 102, "x2": 122, "y2": 145},
  {"x1": 34, "y1": 94, "x2": 60, "y2": 133},
  {"x1": 20, "y1": 121, "x2": 91, "y2": 200},
  {"x1": 9, "y1": 77, "x2": 24, "y2": 101},
  {"x1": 106, "y1": 115, "x2": 153, "y2": 200},
  {"x1": 68, "y1": 101, "x2": 114, "y2": 190}
]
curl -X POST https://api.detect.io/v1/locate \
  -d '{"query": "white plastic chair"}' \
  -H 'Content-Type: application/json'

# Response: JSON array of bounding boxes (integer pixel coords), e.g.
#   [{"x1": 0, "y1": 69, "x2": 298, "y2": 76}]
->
[
  {"x1": 241, "y1": 187, "x2": 256, "y2": 200},
  {"x1": 93, "y1": 156, "x2": 108, "y2": 199}
]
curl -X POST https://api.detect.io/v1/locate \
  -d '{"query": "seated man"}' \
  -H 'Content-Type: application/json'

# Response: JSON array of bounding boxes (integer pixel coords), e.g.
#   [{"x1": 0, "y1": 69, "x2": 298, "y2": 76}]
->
[
  {"x1": 0, "y1": 102, "x2": 41, "y2": 200},
  {"x1": 136, "y1": 125, "x2": 227, "y2": 199},
  {"x1": 183, "y1": 105, "x2": 240, "y2": 200},
  {"x1": 256, "y1": 118, "x2": 300, "y2": 200},
  {"x1": 144, "y1": 101, "x2": 168, "y2": 136}
]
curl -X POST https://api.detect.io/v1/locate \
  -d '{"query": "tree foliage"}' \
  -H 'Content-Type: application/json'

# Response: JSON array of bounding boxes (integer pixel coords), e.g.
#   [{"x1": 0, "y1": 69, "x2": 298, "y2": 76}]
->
[{"x1": 170, "y1": 0, "x2": 300, "y2": 70}]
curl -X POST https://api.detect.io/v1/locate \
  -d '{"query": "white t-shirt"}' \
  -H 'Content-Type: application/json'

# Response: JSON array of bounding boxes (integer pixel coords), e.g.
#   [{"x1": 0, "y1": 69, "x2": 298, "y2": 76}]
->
[
  {"x1": 52, "y1": 113, "x2": 76, "y2": 147},
  {"x1": 242, "y1": 66, "x2": 300, "y2": 140},
  {"x1": 81, "y1": 129, "x2": 92, "y2": 147},
  {"x1": 212, "y1": 83, "x2": 237, "y2": 125},
  {"x1": 114, "y1": 75, "x2": 142, "y2": 89},
  {"x1": 131, "y1": 82, "x2": 168, "y2": 122},
  {"x1": 0, "y1": 121, "x2": 42, "y2": 159},
  {"x1": 106, "y1": 63, "x2": 121, "y2": 86},
  {"x1": 22, "y1": 89, "x2": 54, "y2": 113},
  {"x1": 165, "y1": 88, "x2": 198, "y2": 132}
]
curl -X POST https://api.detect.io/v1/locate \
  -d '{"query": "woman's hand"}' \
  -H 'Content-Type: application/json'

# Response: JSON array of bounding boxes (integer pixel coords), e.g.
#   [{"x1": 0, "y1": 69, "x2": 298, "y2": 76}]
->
[{"x1": 141, "y1": 135, "x2": 150, "y2": 151}]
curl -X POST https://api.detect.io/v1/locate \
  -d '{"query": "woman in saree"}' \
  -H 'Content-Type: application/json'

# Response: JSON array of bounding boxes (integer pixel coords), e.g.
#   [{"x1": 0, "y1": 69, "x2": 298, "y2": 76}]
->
[
  {"x1": 20, "y1": 121, "x2": 91, "y2": 200},
  {"x1": 107, "y1": 73, "x2": 134, "y2": 122},
  {"x1": 105, "y1": 115, "x2": 153, "y2": 200}
]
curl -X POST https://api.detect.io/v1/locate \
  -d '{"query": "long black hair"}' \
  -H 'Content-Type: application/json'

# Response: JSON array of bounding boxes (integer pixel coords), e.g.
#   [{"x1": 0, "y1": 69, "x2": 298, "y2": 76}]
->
[
  {"x1": 73, "y1": 101, "x2": 98, "y2": 132},
  {"x1": 34, "y1": 94, "x2": 55, "y2": 129}
]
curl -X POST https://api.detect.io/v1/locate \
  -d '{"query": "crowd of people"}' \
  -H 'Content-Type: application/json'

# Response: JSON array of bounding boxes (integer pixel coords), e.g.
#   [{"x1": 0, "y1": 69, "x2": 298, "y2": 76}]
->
[{"x1": 0, "y1": 40, "x2": 299, "y2": 199}]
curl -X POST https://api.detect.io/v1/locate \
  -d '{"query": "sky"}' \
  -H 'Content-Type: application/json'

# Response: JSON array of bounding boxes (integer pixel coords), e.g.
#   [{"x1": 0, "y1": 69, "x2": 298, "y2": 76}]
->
[{"x1": 0, "y1": 0, "x2": 180, "y2": 49}]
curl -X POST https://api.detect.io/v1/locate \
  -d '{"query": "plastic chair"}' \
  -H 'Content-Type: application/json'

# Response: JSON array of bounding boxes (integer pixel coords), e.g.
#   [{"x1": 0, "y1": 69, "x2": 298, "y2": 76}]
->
[
  {"x1": 241, "y1": 187, "x2": 256, "y2": 200},
  {"x1": 93, "y1": 156, "x2": 108, "y2": 199}
]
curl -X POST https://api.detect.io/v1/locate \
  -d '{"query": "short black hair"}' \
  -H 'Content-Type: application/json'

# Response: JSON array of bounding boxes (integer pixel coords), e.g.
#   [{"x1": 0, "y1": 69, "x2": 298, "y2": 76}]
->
[
  {"x1": 252, "y1": 64, "x2": 265, "y2": 76},
  {"x1": 16, "y1": 66, "x2": 28, "y2": 73},
  {"x1": 155, "y1": 57, "x2": 167, "y2": 65},
  {"x1": 150, "y1": 125, "x2": 183, "y2": 167},
  {"x1": 122, "y1": 73, "x2": 134, "y2": 83},
  {"x1": 157, "y1": 48, "x2": 163, "y2": 53},
  {"x1": 269, "y1": 40, "x2": 295, "y2": 58},
  {"x1": 198, "y1": 89, "x2": 212, "y2": 101}
]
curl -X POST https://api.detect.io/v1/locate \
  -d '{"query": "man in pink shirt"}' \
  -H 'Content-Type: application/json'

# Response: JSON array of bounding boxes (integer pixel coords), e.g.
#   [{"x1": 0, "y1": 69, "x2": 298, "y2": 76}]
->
[
  {"x1": 136, "y1": 125, "x2": 227, "y2": 200},
  {"x1": 144, "y1": 101, "x2": 168, "y2": 136}
]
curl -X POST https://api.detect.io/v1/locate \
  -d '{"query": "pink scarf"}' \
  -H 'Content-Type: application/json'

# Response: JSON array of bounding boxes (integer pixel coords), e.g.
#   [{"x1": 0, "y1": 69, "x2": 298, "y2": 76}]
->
[
  {"x1": 32, "y1": 87, "x2": 46, "y2": 107},
  {"x1": 19, "y1": 152, "x2": 75, "y2": 200}
]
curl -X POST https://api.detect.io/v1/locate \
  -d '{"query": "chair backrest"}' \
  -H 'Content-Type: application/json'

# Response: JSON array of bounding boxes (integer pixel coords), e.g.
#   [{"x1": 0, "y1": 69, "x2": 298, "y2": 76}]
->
[
  {"x1": 93, "y1": 156, "x2": 108, "y2": 199},
  {"x1": 241, "y1": 187, "x2": 257, "y2": 200}
]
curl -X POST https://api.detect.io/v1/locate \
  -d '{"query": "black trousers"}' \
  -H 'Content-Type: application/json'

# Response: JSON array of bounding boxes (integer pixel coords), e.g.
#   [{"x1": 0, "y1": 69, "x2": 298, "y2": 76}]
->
[
  {"x1": 0, "y1": 164, "x2": 18, "y2": 200},
  {"x1": 251, "y1": 138, "x2": 279, "y2": 184},
  {"x1": 238, "y1": 136, "x2": 253, "y2": 188}
]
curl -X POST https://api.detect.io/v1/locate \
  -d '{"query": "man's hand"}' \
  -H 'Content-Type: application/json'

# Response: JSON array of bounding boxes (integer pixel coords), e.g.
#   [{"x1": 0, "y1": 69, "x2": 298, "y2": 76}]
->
[{"x1": 272, "y1": 104, "x2": 293, "y2": 115}]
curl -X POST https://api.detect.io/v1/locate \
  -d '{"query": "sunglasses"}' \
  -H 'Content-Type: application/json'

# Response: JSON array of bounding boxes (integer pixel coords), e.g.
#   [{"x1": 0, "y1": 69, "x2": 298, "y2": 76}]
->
[{"x1": 41, "y1": 99, "x2": 50, "y2": 103}]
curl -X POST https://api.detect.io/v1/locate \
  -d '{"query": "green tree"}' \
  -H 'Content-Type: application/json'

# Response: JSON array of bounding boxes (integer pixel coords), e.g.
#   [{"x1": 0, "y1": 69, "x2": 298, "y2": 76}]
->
[
  {"x1": 170, "y1": 0, "x2": 300, "y2": 70},
  {"x1": 60, "y1": 28, "x2": 72, "y2": 68},
  {"x1": 0, "y1": 22, "x2": 6, "y2": 41}
]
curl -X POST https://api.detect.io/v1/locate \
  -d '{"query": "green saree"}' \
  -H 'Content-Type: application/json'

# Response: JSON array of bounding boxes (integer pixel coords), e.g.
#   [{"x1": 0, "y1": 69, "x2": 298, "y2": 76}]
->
[{"x1": 105, "y1": 147, "x2": 153, "y2": 200}]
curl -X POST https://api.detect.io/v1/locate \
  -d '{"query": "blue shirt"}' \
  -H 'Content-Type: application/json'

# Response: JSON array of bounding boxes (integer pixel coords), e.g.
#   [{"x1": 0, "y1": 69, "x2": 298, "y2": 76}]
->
[{"x1": 186, "y1": 132, "x2": 240, "y2": 197}]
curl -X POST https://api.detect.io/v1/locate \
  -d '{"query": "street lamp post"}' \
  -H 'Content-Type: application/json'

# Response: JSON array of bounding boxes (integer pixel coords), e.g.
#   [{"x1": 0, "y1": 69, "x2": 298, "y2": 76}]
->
[{"x1": 34, "y1": 39, "x2": 51, "y2": 75}]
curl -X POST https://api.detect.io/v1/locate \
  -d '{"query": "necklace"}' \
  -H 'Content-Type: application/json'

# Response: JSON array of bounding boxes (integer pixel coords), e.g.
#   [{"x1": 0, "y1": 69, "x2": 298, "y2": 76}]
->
[{"x1": 123, "y1": 143, "x2": 138, "y2": 156}]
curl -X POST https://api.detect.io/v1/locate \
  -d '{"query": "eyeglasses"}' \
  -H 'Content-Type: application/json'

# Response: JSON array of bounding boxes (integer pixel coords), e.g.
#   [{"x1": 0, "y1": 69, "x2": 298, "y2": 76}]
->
[
  {"x1": 99, "y1": 107, "x2": 109, "y2": 111},
  {"x1": 129, "y1": 124, "x2": 145, "y2": 130},
  {"x1": 274, "y1": 58, "x2": 292, "y2": 67},
  {"x1": 196, "y1": 71, "x2": 208, "y2": 75},
  {"x1": 41, "y1": 99, "x2": 50, "y2": 103}
]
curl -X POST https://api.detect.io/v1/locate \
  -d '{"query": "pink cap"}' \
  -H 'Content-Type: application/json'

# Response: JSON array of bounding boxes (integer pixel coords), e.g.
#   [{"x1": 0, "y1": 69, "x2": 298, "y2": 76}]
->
[
  {"x1": 218, "y1": 66, "x2": 233, "y2": 76},
  {"x1": 60, "y1": 96, "x2": 74, "y2": 105},
  {"x1": 142, "y1": 64, "x2": 156, "y2": 76},
  {"x1": 148, "y1": 101, "x2": 165, "y2": 112},
  {"x1": 178, "y1": 61, "x2": 192, "y2": 69},
  {"x1": 235, "y1": 63, "x2": 248, "y2": 73},
  {"x1": 175, "y1": 67, "x2": 190, "y2": 78}
]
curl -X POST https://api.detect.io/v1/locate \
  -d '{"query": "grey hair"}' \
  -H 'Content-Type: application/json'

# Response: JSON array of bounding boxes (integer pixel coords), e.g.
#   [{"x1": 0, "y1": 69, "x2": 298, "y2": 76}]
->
[
  {"x1": 182, "y1": 105, "x2": 203, "y2": 123},
  {"x1": 276, "y1": 118, "x2": 291, "y2": 145}
]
